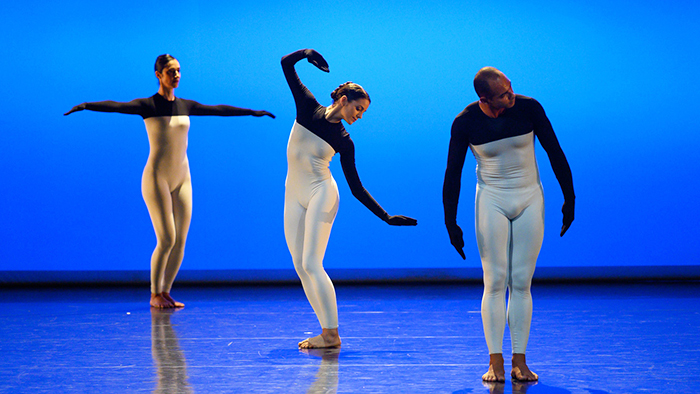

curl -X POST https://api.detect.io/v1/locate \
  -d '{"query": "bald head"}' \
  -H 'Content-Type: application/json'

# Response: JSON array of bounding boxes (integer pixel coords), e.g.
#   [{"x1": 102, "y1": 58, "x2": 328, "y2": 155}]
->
[{"x1": 473, "y1": 67, "x2": 505, "y2": 99}]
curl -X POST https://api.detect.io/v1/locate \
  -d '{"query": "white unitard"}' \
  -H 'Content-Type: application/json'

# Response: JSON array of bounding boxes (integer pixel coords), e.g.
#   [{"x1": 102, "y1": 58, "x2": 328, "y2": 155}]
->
[
  {"x1": 284, "y1": 122, "x2": 340, "y2": 328},
  {"x1": 141, "y1": 114, "x2": 192, "y2": 295},
  {"x1": 473, "y1": 132, "x2": 544, "y2": 354},
  {"x1": 444, "y1": 96, "x2": 574, "y2": 355},
  {"x1": 281, "y1": 50, "x2": 398, "y2": 330},
  {"x1": 72, "y1": 94, "x2": 268, "y2": 294}
]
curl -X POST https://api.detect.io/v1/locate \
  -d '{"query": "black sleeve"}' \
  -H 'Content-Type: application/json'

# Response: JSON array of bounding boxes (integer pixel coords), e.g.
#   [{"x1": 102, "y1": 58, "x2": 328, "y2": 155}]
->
[
  {"x1": 338, "y1": 140, "x2": 390, "y2": 222},
  {"x1": 530, "y1": 100, "x2": 575, "y2": 201},
  {"x1": 281, "y1": 49, "x2": 319, "y2": 117},
  {"x1": 186, "y1": 100, "x2": 256, "y2": 116},
  {"x1": 442, "y1": 115, "x2": 470, "y2": 226},
  {"x1": 83, "y1": 99, "x2": 147, "y2": 115}
]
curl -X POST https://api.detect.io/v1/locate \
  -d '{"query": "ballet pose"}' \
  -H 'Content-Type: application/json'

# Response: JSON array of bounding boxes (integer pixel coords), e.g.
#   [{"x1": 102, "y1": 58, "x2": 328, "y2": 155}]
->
[
  {"x1": 442, "y1": 67, "x2": 575, "y2": 381},
  {"x1": 281, "y1": 49, "x2": 417, "y2": 349},
  {"x1": 65, "y1": 54, "x2": 274, "y2": 309}
]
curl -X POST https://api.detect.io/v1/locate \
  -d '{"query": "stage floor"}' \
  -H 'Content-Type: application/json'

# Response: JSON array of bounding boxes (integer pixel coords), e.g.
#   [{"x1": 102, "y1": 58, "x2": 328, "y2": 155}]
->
[{"x1": 0, "y1": 282, "x2": 697, "y2": 393}]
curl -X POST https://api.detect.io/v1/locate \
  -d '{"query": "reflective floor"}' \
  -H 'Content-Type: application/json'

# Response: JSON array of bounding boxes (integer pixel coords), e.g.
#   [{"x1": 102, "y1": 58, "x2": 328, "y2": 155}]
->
[{"x1": 0, "y1": 282, "x2": 698, "y2": 393}]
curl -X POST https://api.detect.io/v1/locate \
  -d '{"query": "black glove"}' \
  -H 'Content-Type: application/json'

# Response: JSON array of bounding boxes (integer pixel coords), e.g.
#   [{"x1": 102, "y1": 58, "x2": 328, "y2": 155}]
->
[
  {"x1": 304, "y1": 49, "x2": 329, "y2": 73},
  {"x1": 64, "y1": 103, "x2": 86, "y2": 116},
  {"x1": 252, "y1": 110, "x2": 275, "y2": 119},
  {"x1": 385, "y1": 215, "x2": 417, "y2": 226},
  {"x1": 560, "y1": 199, "x2": 575, "y2": 236},
  {"x1": 446, "y1": 223, "x2": 466, "y2": 259}
]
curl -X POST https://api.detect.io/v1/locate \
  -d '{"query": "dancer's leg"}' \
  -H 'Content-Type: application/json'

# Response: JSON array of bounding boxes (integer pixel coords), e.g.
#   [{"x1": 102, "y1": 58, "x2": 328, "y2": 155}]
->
[
  {"x1": 508, "y1": 190, "x2": 543, "y2": 381},
  {"x1": 142, "y1": 170, "x2": 176, "y2": 308},
  {"x1": 161, "y1": 177, "x2": 193, "y2": 307},
  {"x1": 285, "y1": 198, "x2": 324, "y2": 318},
  {"x1": 300, "y1": 184, "x2": 340, "y2": 329},
  {"x1": 476, "y1": 187, "x2": 510, "y2": 382},
  {"x1": 289, "y1": 181, "x2": 340, "y2": 349}
]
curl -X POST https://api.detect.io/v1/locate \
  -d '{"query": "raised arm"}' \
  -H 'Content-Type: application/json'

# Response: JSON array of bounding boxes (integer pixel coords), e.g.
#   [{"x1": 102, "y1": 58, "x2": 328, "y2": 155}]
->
[
  {"x1": 530, "y1": 99, "x2": 575, "y2": 236},
  {"x1": 63, "y1": 99, "x2": 146, "y2": 116},
  {"x1": 187, "y1": 101, "x2": 275, "y2": 118},
  {"x1": 442, "y1": 115, "x2": 470, "y2": 259},
  {"x1": 339, "y1": 141, "x2": 417, "y2": 226},
  {"x1": 281, "y1": 49, "x2": 329, "y2": 111}
]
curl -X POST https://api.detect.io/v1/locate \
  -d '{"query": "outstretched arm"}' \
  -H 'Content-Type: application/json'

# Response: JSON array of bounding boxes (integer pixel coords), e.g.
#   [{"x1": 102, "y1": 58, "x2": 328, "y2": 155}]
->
[
  {"x1": 339, "y1": 142, "x2": 417, "y2": 226},
  {"x1": 531, "y1": 99, "x2": 575, "y2": 236},
  {"x1": 188, "y1": 102, "x2": 275, "y2": 118},
  {"x1": 443, "y1": 116, "x2": 470, "y2": 259},
  {"x1": 64, "y1": 99, "x2": 145, "y2": 116}
]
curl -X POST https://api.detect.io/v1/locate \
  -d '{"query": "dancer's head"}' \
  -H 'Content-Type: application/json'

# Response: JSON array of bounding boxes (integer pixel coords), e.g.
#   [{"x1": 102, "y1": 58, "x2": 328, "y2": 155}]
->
[
  {"x1": 474, "y1": 67, "x2": 515, "y2": 110},
  {"x1": 330, "y1": 82, "x2": 370, "y2": 125},
  {"x1": 154, "y1": 54, "x2": 180, "y2": 90}
]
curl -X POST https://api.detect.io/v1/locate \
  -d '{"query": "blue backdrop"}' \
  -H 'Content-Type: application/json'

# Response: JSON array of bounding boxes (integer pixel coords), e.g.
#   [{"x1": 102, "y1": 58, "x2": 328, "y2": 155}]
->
[{"x1": 0, "y1": 1, "x2": 698, "y2": 277}]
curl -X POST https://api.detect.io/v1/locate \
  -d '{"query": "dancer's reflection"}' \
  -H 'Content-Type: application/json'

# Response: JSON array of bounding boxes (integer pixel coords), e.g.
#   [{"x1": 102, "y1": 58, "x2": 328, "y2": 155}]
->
[
  {"x1": 300, "y1": 348, "x2": 340, "y2": 394},
  {"x1": 482, "y1": 380, "x2": 538, "y2": 394},
  {"x1": 151, "y1": 308, "x2": 192, "y2": 394}
]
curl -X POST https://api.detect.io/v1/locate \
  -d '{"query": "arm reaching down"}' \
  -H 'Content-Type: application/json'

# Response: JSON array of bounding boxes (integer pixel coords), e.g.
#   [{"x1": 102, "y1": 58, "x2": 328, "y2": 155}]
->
[{"x1": 339, "y1": 140, "x2": 416, "y2": 226}]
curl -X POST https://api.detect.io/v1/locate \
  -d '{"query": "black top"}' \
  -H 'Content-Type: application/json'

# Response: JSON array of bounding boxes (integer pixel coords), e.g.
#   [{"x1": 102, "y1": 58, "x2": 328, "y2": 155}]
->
[
  {"x1": 443, "y1": 95, "x2": 575, "y2": 225},
  {"x1": 83, "y1": 93, "x2": 258, "y2": 119},
  {"x1": 281, "y1": 49, "x2": 389, "y2": 221}
]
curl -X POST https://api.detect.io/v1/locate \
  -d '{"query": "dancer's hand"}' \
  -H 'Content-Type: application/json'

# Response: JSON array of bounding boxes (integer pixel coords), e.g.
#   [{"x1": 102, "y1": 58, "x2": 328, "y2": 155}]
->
[
  {"x1": 64, "y1": 103, "x2": 86, "y2": 116},
  {"x1": 386, "y1": 215, "x2": 417, "y2": 226},
  {"x1": 446, "y1": 223, "x2": 466, "y2": 259},
  {"x1": 253, "y1": 110, "x2": 275, "y2": 119},
  {"x1": 304, "y1": 49, "x2": 329, "y2": 72},
  {"x1": 560, "y1": 199, "x2": 575, "y2": 236}
]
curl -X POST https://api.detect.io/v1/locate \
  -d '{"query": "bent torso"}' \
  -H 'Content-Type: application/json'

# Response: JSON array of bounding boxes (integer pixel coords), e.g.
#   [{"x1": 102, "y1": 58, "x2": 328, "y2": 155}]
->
[{"x1": 286, "y1": 121, "x2": 337, "y2": 205}]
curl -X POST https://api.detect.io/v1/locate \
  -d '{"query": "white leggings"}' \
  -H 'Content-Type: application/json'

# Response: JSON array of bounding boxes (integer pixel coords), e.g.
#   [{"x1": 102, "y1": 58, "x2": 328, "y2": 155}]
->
[
  {"x1": 142, "y1": 166, "x2": 192, "y2": 295},
  {"x1": 475, "y1": 184, "x2": 544, "y2": 354},
  {"x1": 284, "y1": 175, "x2": 340, "y2": 329}
]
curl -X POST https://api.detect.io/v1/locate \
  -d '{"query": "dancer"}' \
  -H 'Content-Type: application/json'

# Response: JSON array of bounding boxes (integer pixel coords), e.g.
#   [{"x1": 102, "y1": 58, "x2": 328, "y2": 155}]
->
[
  {"x1": 282, "y1": 49, "x2": 417, "y2": 349},
  {"x1": 442, "y1": 67, "x2": 575, "y2": 381},
  {"x1": 65, "y1": 54, "x2": 274, "y2": 309}
]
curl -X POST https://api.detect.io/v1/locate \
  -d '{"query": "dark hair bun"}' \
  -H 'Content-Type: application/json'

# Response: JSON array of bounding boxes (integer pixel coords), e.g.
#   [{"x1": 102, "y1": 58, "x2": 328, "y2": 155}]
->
[
  {"x1": 154, "y1": 54, "x2": 177, "y2": 73},
  {"x1": 330, "y1": 82, "x2": 370, "y2": 103}
]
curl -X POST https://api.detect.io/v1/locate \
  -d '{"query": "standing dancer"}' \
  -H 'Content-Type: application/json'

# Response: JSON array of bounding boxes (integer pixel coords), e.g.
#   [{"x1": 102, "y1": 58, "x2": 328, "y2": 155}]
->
[
  {"x1": 65, "y1": 54, "x2": 274, "y2": 308},
  {"x1": 443, "y1": 67, "x2": 575, "y2": 381},
  {"x1": 282, "y1": 49, "x2": 417, "y2": 349}
]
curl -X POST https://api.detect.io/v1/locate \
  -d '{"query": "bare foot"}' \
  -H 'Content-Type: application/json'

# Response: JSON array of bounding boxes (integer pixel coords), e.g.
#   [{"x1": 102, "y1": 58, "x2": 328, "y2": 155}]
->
[
  {"x1": 150, "y1": 293, "x2": 174, "y2": 309},
  {"x1": 482, "y1": 353, "x2": 506, "y2": 382},
  {"x1": 162, "y1": 292, "x2": 184, "y2": 308},
  {"x1": 298, "y1": 328, "x2": 341, "y2": 349},
  {"x1": 511, "y1": 353, "x2": 538, "y2": 381}
]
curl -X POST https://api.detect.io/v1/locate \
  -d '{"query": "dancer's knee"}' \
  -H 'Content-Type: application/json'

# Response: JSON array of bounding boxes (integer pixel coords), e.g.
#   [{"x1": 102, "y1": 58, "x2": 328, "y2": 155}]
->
[
  {"x1": 301, "y1": 257, "x2": 324, "y2": 276},
  {"x1": 510, "y1": 267, "x2": 534, "y2": 294},
  {"x1": 483, "y1": 268, "x2": 507, "y2": 295},
  {"x1": 168, "y1": 241, "x2": 186, "y2": 260},
  {"x1": 510, "y1": 277, "x2": 532, "y2": 296},
  {"x1": 155, "y1": 232, "x2": 177, "y2": 253},
  {"x1": 292, "y1": 259, "x2": 306, "y2": 277},
  {"x1": 291, "y1": 256, "x2": 311, "y2": 277}
]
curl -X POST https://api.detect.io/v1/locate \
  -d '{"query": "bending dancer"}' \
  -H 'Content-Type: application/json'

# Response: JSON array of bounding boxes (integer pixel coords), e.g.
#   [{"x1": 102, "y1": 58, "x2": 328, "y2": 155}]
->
[
  {"x1": 442, "y1": 67, "x2": 575, "y2": 382},
  {"x1": 282, "y1": 49, "x2": 417, "y2": 349},
  {"x1": 65, "y1": 54, "x2": 274, "y2": 309}
]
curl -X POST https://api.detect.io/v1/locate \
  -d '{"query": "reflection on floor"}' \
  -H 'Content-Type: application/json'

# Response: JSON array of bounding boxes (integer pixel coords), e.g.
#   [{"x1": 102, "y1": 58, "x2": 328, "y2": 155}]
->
[{"x1": 0, "y1": 282, "x2": 698, "y2": 393}]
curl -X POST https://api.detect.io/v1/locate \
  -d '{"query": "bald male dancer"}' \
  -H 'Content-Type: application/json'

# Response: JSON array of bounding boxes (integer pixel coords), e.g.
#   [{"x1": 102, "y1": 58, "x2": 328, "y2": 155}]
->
[{"x1": 443, "y1": 67, "x2": 575, "y2": 382}]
